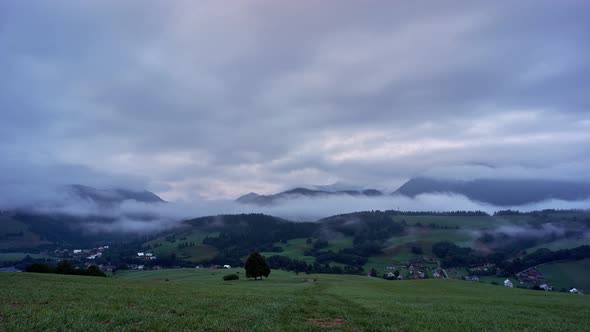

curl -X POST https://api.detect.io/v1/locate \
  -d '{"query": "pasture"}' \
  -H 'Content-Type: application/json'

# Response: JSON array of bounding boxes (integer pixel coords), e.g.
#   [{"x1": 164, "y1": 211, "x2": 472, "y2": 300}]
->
[{"x1": 1, "y1": 268, "x2": 588, "y2": 331}]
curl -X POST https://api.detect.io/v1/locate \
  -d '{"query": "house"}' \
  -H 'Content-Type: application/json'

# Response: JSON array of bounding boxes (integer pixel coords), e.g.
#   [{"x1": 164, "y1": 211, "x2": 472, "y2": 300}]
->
[
  {"x1": 539, "y1": 284, "x2": 552, "y2": 291},
  {"x1": 504, "y1": 279, "x2": 513, "y2": 288},
  {"x1": 99, "y1": 264, "x2": 115, "y2": 272},
  {"x1": 145, "y1": 253, "x2": 153, "y2": 257},
  {"x1": 137, "y1": 252, "x2": 145, "y2": 257},
  {"x1": 137, "y1": 265, "x2": 145, "y2": 270},
  {"x1": 569, "y1": 288, "x2": 583, "y2": 294},
  {"x1": 73, "y1": 249, "x2": 82, "y2": 254},
  {"x1": 464, "y1": 275, "x2": 479, "y2": 282},
  {"x1": 223, "y1": 264, "x2": 231, "y2": 269}
]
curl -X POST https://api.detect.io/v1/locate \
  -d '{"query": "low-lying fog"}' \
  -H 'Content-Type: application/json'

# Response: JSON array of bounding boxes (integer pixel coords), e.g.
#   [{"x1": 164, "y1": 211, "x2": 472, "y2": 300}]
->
[{"x1": 7, "y1": 190, "x2": 590, "y2": 234}]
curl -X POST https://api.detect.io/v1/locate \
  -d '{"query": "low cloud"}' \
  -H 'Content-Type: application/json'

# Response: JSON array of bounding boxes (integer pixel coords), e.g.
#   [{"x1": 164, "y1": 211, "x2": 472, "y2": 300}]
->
[{"x1": 13, "y1": 190, "x2": 590, "y2": 234}]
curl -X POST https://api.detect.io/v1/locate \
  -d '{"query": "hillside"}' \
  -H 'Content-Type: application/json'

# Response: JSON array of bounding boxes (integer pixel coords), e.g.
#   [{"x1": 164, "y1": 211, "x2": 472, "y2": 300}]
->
[
  {"x1": 134, "y1": 210, "x2": 590, "y2": 290},
  {"x1": 1, "y1": 270, "x2": 589, "y2": 331},
  {"x1": 0, "y1": 212, "x2": 141, "y2": 250},
  {"x1": 3, "y1": 209, "x2": 589, "y2": 292},
  {"x1": 0, "y1": 185, "x2": 165, "y2": 250},
  {"x1": 394, "y1": 177, "x2": 590, "y2": 205}
]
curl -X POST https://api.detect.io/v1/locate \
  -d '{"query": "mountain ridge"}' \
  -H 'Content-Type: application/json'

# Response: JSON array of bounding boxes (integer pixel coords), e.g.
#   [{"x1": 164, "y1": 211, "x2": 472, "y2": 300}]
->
[
  {"x1": 393, "y1": 177, "x2": 590, "y2": 206},
  {"x1": 236, "y1": 187, "x2": 385, "y2": 205}
]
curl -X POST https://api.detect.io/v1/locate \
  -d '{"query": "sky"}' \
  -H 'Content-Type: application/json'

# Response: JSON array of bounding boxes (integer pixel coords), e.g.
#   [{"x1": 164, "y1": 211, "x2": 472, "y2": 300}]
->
[{"x1": 2, "y1": 0, "x2": 590, "y2": 203}]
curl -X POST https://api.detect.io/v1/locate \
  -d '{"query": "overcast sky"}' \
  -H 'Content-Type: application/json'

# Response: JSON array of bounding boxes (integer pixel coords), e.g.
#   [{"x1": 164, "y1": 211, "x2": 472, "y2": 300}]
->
[{"x1": 1, "y1": 1, "x2": 589, "y2": 202}]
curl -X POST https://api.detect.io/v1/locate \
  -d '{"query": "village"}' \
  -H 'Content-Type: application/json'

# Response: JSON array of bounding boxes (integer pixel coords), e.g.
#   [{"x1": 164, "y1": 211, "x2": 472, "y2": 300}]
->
[
  {"x1": 382, "y1": 256, "x2": 447, "y2": 280},
  {"x1": 40, "y1": 245, "x2": 110, "y2": 260}
]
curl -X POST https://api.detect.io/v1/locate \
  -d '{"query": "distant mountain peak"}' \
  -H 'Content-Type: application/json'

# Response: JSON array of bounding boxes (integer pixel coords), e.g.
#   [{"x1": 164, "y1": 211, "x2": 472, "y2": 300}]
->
[{"x1": 66, "y1": 184, "x2": 165, "y2": 205}]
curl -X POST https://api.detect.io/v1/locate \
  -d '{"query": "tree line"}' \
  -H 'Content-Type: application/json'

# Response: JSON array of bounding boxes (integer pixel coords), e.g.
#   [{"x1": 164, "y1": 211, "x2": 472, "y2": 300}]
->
[{"x1": 25, "y1": 260, "x2": 106, "y2": 277}]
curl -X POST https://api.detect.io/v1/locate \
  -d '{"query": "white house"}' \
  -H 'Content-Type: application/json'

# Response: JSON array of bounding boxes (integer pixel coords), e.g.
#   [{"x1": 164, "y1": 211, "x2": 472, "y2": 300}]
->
[
  {"x1": 73, "y1": 249, "x2": 82, "y2": 254},
  {"x1": 569, "y1": 288, "x2": 582, "y2": 294},
  {"x1": 539, "y1": 284, "x2": 552, "y2": 291},
  {"x1": 504, "y1": 279, "x2": 513, "y2": 288},
  {"x1": 137, "y1": 252, "x2": 145, "y2": 257},
  {"x1": 145, "y1": 253, "x2": 153, "y2": 257},
  {"x1": 223, "y1": 264, "x2": 231, "y2": 269}
]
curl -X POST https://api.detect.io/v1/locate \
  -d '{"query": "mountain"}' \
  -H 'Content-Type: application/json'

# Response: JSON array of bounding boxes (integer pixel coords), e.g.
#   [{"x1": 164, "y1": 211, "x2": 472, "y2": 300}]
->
[
  {"x1": 305, "y1": 182, "x2": 366, "y2": 192},
  {"x1": 67, "y1": 185, "x2": 165, "y2": 205},
  {"x1": 394, "y1": 177, "x2": 590, "y2": 206},
  {"x1": 0, "y1": 185, "x2": 166, "y2": 250},
  {"x1": 236, "y1": 187, "x2": 384, "y2": 205}
]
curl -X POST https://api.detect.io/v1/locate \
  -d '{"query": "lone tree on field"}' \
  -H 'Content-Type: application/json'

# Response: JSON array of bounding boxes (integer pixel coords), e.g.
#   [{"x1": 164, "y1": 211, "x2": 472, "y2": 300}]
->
[{"x1": 245, "y1": 252, "x2": 270, "y2": 280}]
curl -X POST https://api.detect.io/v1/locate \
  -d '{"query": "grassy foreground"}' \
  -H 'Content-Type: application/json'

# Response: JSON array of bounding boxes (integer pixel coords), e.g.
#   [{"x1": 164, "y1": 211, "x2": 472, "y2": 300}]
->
[{"x1": 1, "y1": 269, "x2": 589, "y2": 331}]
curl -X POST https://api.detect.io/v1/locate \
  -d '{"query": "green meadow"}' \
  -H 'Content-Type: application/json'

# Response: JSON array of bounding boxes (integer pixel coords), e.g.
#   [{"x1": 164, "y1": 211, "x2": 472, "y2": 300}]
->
[
  {"x1": 1, "y1": 269, "x2": 588, "y2": 331},
  {"x1": 143, "y1": 230, "x2": 219, "y2": 262},
  {"x1": 538, "y1": 258, "x2": 590, "y2": 292}
]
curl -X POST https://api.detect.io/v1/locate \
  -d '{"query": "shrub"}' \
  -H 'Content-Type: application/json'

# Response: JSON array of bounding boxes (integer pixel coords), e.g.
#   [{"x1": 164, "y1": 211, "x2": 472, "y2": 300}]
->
[{"x1": 223, "y1": 274, "x2": 239, "y2": 281}]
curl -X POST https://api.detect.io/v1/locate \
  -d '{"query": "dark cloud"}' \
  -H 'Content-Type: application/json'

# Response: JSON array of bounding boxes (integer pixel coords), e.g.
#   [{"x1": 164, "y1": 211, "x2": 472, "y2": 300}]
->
[{"x1": 1, "y1": 0, "x2": 589, "y2": 201}]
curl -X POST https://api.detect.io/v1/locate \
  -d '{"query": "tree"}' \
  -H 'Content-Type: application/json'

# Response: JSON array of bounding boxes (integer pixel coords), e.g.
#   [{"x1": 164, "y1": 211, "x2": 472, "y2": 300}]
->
[
  {"x1": 55, "y1": 260, "x2": 75, "y2": 274},
  {"x1": 411, "y1": 246, "x2": 423, "y2": 255},
  {"x1": 86, "y1": 265, "x2": 106, "y2": 277},
  {"x1": 245, "y1": 252, "x2": 270, "y2": 280},
  {"x1": 369, "y1": 268, "x2": 377, "y2": 277}
]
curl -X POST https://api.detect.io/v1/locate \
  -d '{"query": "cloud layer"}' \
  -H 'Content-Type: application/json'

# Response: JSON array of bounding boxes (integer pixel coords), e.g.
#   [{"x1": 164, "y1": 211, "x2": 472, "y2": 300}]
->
[
  {"x1": 1, "y1": 1, "x2": 590, "y2": 201},
  {"x1": 21, "y1": 191, "x2": 590, "y2": 234}
]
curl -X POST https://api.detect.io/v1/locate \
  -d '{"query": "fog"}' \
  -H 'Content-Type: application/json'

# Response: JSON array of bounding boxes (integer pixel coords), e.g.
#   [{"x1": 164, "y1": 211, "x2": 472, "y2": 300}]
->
[{"x1": 11, "y1": 189, "x2": 589, "y2": 234}]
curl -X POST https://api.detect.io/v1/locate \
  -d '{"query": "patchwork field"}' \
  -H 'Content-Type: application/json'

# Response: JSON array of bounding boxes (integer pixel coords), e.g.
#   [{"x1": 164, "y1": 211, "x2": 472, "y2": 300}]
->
[
  {"x1": 143, "y1": 230, "x2": 219, "y2": 262},
  {"x1": 1, "y1": 269, "x2": 588, "y2": 331},
  {"x1": 260, "y1": 236, "x2": 355, "y2": 264}
]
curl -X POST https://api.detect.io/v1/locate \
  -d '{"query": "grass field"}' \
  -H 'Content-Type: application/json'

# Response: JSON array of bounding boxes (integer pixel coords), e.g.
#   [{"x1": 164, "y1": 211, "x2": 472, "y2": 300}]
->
[
  {"x1": 1, "y1": 269, "x2": 588, "y2": 331},
  {"x1": 538, "y1": 259, "x2": 590, "y2": 292}
]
